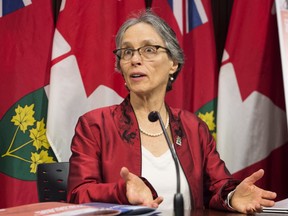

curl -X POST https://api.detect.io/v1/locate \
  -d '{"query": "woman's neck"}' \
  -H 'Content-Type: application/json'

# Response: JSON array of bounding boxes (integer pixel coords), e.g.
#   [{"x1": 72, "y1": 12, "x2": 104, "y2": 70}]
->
[{"x1": 130, "y1": 93, "x2": 166, "y2": 121}]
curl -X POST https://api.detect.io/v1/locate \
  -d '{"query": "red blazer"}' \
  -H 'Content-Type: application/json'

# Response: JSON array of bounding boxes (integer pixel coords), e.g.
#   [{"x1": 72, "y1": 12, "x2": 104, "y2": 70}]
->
[{"x1": 67, "y1": 96, "x2": 239, "y2": 210}]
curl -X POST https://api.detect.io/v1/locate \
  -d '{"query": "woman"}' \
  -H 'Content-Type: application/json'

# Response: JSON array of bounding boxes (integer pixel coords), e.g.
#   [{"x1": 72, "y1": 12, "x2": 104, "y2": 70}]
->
[{"x1": 67, "y1": 10, "x2": 276, "y2": 214}]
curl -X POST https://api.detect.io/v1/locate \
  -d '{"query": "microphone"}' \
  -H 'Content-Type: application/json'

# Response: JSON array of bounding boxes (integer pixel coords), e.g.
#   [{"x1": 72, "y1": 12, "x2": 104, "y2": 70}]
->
[{"x1": 148, "y1": 111, "x2": 184, "y2": 216}]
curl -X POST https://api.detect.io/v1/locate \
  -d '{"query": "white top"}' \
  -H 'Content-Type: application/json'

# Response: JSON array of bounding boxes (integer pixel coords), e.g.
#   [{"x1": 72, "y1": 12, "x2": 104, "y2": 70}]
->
[{"x1": 141, "y1": 146, "x2": 191, "y2": 212}]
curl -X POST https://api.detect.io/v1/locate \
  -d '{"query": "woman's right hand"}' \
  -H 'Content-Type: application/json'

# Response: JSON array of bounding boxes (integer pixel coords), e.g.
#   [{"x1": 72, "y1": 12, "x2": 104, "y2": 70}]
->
[{"x1": 120, "y1": 167, "x2": 163, "y2": 208}]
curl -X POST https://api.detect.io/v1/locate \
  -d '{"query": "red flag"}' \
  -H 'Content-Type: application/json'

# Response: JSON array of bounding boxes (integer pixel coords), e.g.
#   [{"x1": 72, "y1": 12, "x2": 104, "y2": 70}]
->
[
  {"x1": 152, "y1": 0, "x2": 218, "y2": 138},
  {"x1": 0, "y1": 1, "x2": 57, "y2": 208},
  {"x1": 47, "y1": 0, "x2": 147, "y2": 162},
  {"x1": 150, "y1": 0, "x2": 184, "y2": 111},
  {"x1": 217, "y1": 0, "x2": 288, "y2": 200}
]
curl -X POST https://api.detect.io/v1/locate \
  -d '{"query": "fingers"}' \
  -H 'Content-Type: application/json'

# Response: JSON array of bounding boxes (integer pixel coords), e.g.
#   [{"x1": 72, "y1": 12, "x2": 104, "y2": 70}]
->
[
  {"x1": 244, "y1": 169, "x2": 264, "y2": 184},
  {"x1": 246, "y1": 203, "x2": 263, "y2": 214},
  {"x1": 262, "y1": 190, "x2": 277, "y2": 200},
  {"x1": 120, "y1": 167, "x2": 129, "y2": 181},
  {"x1": 260, "y1": 190, "x2": 277, "y2": 207},
  {"x1": 260, "y1": 199, "x2": 275, "y2": 207},
  {"x1": 143, "y1": 196, "x2": 164, "y2": 208},
  {"x1": 154, "y1": 196, "x2": 164, "y2": 205},
  {"x1": 244, "y1": 190, "x2": 276, "y2": 213}
]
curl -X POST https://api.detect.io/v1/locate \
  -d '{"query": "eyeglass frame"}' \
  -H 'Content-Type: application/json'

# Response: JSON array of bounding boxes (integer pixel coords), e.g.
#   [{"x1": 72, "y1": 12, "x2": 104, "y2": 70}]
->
[{"x1": 113, "y1": 45, "x2": 171, "y2": 61}]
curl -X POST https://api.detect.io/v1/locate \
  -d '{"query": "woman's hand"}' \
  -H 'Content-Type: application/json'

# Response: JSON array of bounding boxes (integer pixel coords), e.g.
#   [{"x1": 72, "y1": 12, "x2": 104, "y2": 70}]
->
[
  {"x1": 230, "y1": 169, "x2": 277, "y2": 214},
  {"x1": 120, "y1": 167, "x2": 163, "y2": 208}
]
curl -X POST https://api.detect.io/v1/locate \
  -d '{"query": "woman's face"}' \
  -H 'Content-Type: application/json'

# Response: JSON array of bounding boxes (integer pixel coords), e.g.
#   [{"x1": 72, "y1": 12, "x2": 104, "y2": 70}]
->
[{"x1": 119, "y1": 22, "x2": 178, "y2": 97}]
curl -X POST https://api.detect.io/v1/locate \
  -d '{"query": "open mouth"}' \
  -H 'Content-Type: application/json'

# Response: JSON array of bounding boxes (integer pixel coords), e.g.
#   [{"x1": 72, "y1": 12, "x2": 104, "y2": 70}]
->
[{"x1": 131, "y1": 74, "x2": 145, "y2": 78}]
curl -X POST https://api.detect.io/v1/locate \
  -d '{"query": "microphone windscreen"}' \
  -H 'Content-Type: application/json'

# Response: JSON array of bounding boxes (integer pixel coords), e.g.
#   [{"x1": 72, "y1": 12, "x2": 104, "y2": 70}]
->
[{"x1": 148, "y1": 111, "x2": 159, "y2": 122}]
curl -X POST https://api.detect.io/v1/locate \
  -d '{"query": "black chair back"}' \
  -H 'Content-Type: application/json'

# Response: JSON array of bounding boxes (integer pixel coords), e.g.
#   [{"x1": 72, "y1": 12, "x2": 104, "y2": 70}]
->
[{"x1": 37, "y1": 162, "x2": 69, "y2": 202}]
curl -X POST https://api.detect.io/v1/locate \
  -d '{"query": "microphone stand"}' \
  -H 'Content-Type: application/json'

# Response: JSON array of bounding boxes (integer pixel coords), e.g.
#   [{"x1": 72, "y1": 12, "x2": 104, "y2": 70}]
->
[{"x1": 148, "y1": 111, "x2": 184, "y2": 216}]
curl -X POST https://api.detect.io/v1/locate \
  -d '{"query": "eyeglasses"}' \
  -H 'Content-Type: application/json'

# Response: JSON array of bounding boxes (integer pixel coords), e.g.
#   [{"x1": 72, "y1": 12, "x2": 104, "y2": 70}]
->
[{"x1": 113, "y1": 45, "x2": 170, "y2": 61}]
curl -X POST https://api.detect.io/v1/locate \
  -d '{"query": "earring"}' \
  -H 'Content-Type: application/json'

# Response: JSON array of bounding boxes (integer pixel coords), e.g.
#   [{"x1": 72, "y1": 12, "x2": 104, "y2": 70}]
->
[
  {"x1": 170, "y1": 75, "x2": 174, "y2": 81},
  {"x1": 124, "y1": 82, "x2": 130, "y2": 91}
]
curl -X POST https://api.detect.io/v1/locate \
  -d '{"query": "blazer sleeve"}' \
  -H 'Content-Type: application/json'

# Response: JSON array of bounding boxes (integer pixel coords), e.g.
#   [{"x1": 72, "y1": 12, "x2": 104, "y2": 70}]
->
[
  {"x1": 67, "y1": 115, "x2": 129, "y2": 204},
  {"x1": 198, "y1": 120, "x2": 240, "y2": 210}
]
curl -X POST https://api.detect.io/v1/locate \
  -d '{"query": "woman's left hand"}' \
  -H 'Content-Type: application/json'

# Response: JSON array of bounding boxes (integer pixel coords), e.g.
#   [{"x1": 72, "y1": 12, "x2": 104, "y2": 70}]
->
[{"x1": 230, "y1": 169, "x2": 277, "y2": 214}]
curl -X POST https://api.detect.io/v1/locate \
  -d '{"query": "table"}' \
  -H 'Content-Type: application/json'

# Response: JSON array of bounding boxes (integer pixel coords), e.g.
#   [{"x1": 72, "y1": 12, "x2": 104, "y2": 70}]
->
[{"x1": 0, "y1": 202, "x2": 285, "y2": 216}]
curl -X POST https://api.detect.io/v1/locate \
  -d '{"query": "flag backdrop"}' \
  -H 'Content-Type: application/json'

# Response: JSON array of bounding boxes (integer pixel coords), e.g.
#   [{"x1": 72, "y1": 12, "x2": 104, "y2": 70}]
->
[
  {"x1": 2, "y1": 0, "x2": 287, "y2": 209},
  {"x1": 182, "y1": 0, "x2": 218, "y2": 140},
  {"x1": 46, "y1": 0, "x2": 147, "y2": 162},
  {"x1": 0, "y1": 1, "x2": 57, "y2": 208},
  {"x1": 150, "y1": 0, "x2": 218, "y2": 138},
  {"x1": 47, "y1": 0, "x2": 219, "y2": 162},
  {"x1": 217, "y1": 0, "x2": 288, "y2": 200}
]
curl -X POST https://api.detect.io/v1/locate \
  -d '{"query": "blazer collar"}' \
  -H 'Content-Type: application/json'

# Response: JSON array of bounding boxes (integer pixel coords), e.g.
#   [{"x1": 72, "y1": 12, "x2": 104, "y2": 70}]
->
[{"x1": 114, "y1": 96, "x2": 185, "y2": 147}]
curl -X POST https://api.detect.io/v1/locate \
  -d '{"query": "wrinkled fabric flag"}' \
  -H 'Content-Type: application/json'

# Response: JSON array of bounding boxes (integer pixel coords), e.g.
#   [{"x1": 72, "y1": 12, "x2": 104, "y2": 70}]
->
[
  {"x1": 152, "y1": 0, "x2": 218, "y2": 138},
  {"x1": 0, "y1": 0, "x2": 57, "y2": 208},
  {"x1": 47, "y1": 0, "x2": 146, "y2": 162},
  {"x1": 217, "y1": 0, "x2": 288, "y2": 200}
]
